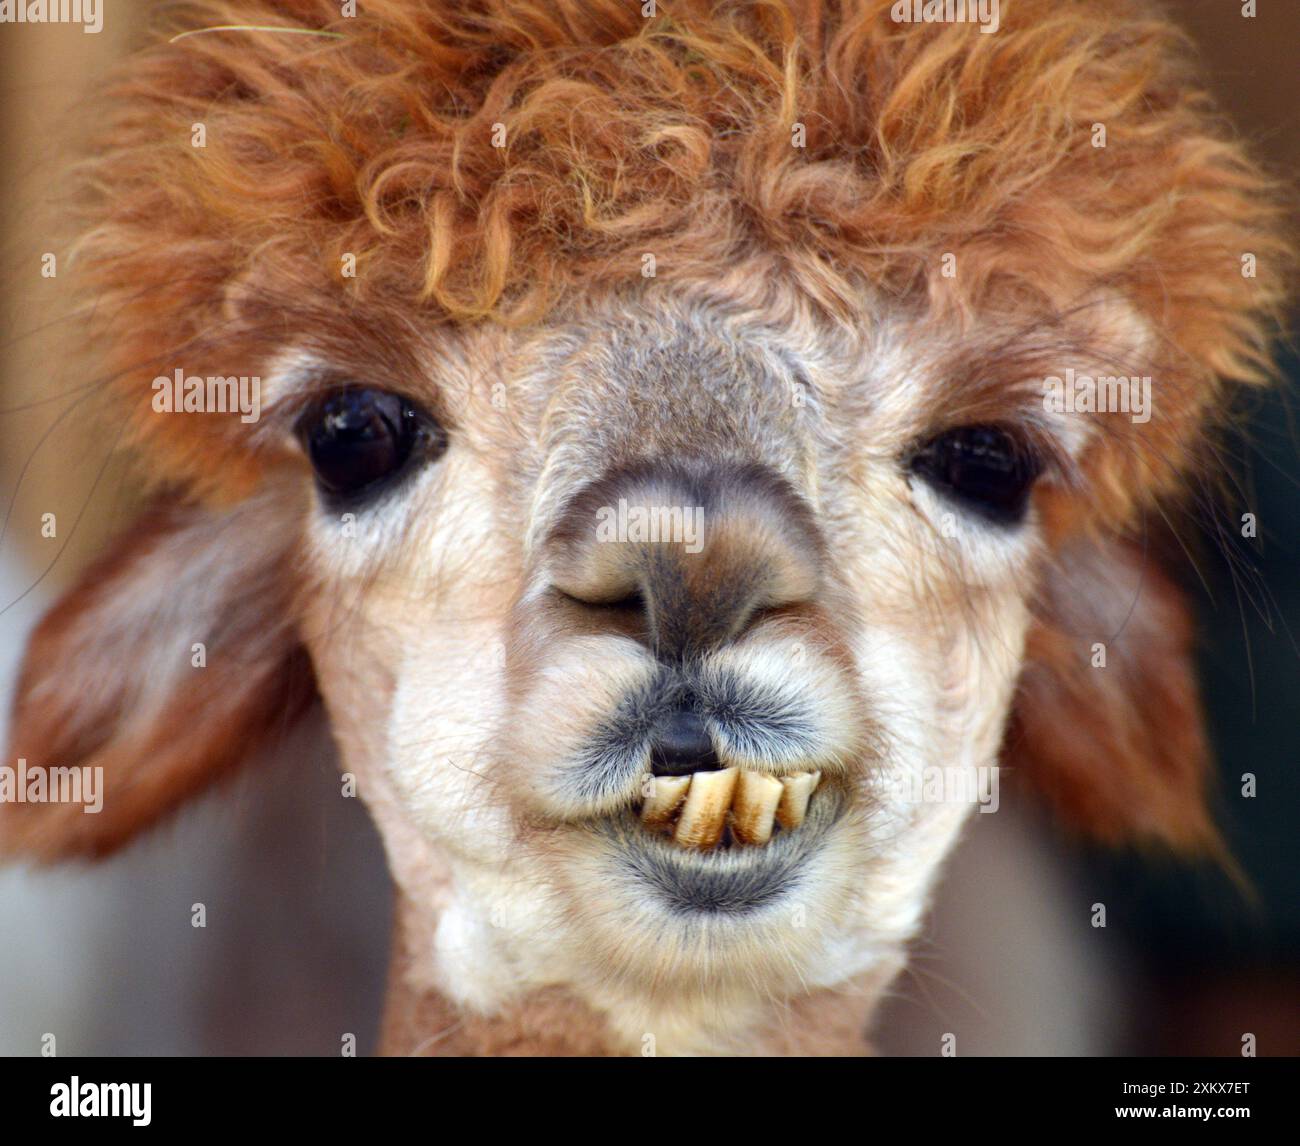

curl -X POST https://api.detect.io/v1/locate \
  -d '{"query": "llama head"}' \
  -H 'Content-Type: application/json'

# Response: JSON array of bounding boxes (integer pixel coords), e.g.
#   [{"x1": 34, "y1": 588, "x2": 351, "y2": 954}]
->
[{"x1": 2, "y1": 0, "x2": 1286, "y2": 1053}]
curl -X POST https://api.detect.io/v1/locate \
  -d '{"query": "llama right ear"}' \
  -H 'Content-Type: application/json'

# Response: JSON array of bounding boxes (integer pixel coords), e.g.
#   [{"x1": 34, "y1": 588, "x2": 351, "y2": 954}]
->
[
  {"x1": 1006, "y1": 528, "x2": 1219, "y2": 854},
  {"x1": 1, "y1": 492, "x2": 315, "y2": 861}
]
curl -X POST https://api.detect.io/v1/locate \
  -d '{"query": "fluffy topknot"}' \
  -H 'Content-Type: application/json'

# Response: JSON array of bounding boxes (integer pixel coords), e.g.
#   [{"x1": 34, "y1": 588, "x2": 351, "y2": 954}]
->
[{"x1": 70, "y1": 0, "x2": 1288, "y2": 496}]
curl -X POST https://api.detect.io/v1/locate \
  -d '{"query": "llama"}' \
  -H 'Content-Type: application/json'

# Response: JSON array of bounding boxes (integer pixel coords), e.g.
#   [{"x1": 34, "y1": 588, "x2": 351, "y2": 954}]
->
[{"x1": 1, "y1": 0, "x2": 1288, "y2": 1055}]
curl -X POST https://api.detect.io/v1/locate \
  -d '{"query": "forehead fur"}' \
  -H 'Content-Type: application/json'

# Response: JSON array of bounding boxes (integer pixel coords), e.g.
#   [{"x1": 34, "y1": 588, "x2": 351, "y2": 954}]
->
[{"x1": 72, "y1": 0, "x2": 1286, "y2": 508}]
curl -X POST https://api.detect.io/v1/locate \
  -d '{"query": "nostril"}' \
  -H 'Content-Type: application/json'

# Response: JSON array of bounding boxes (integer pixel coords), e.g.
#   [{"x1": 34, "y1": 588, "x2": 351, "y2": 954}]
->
[{"x1": 649, "y1": 707, "x2": 719, "y2": 776}]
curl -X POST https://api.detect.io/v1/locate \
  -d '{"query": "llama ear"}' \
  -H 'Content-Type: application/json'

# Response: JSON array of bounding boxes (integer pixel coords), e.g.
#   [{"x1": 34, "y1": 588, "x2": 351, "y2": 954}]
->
[
  {"x1": 1006, "y1": 530, "x2": 1219, "y2": 853},
  {"x1": 1, "y1": 491, "x2": 315, "y2": 861}
]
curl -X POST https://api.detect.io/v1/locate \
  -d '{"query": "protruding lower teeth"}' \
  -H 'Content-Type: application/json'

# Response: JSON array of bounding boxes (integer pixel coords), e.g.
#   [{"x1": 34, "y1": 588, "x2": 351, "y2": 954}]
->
[
  {"x1": 639, "y1": 774, "x2": 691, "y2": 828},
  {"x1": 731, "y1": 771, "x2": 785, "y2": 845},
  {"x1": 638, "y1": 768, "x2": 823, "y2": 850},
  {"x1": 672, "y1": 767, "x2": 739, "y2": 850},
  {"x1": 776, "y1": 771, "x2": 821, "y2": 830}
]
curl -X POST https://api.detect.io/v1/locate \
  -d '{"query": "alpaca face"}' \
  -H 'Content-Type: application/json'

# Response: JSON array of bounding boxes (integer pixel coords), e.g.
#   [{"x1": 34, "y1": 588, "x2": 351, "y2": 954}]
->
[{"x1": 277, "y1": 288, "x2": 1106, "y2": 1047}]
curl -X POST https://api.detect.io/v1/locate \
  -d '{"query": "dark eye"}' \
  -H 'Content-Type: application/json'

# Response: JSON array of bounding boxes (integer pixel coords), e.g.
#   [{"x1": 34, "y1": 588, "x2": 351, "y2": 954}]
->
[
  {"x1": 909, "y1": 425, "x2": 1041, "y2": 524},
  {"x1": 296, "y1": 387, "x2": 445, "y2": 499}
]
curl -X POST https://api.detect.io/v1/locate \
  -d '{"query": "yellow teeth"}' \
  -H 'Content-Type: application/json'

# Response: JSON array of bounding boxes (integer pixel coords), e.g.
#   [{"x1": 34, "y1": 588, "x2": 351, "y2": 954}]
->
[
  {"x1": 639, "y1": 775, "x2": 691, "y2": 828},
  {"x1": 639, "y1": 768, "x2": 823, "y2": 850},
  {"x1": 776, "y1": 771, "x2": 821, "y2": 831},
  {"x1": 731, "y1": 771, "x2": 785, "y2": 845},
  {"x1": 673, "y1": 767, "x2": 739, "y2": 850}
]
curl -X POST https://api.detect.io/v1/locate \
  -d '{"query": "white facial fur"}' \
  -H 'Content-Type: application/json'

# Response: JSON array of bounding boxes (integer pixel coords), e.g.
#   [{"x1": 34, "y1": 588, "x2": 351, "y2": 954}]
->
[{"x1": 284, "y1": 288, "x2": 1082, "y2": 1054}]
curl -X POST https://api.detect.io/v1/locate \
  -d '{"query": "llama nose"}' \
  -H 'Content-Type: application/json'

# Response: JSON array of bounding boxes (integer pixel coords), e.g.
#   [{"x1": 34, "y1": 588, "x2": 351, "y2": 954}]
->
[
  {"x1": 648, "y1": 707, "x2": 720, "y2": 776},
  {"x1": 547, "y1": 460, "x2": 823, "y2": 659}
]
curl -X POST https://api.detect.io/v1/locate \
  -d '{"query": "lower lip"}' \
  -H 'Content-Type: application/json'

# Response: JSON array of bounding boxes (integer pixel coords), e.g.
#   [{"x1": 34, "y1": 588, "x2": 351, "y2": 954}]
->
[{"x1": 593, "y1": 785, "x2": 844, "y2": 915}]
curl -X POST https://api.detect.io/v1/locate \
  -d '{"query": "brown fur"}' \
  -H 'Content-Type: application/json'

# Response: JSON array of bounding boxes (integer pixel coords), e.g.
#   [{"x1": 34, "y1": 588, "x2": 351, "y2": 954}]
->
[
  {"x1": 2, "y1": 0, "x2": 1292, "y2": 1054},
  {"x1": 1, "y1": 492, "x2": 314, "y2": 860},
  {"x1": 1009, "y1": 531, "x2": 1217, "y2": 850}
]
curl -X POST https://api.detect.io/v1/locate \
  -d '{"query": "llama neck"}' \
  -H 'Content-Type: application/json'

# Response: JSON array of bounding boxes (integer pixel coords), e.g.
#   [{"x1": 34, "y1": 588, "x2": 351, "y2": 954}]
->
[{"x1": 378, "y1": 904, "x2": 890, "y2": 1056}]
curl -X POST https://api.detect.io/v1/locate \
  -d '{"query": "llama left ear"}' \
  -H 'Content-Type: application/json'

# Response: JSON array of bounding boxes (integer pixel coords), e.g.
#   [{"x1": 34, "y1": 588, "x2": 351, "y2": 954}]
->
[
  {"x1": 1, "y1": 490, "x2": 315, "y2": 862},
  {"x1": 1006, "y1": 530, "x2": 1220, "y2": 852}
]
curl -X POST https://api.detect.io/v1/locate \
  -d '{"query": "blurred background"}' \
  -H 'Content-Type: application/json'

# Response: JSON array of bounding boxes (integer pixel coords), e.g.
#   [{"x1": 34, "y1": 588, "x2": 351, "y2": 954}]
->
[{"x1": 1, "y1": 2, "x2": 1296, "y2": 1055}]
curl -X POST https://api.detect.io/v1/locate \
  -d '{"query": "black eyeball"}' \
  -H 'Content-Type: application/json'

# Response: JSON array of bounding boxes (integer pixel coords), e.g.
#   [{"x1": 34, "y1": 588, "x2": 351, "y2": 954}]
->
[
  {"x1": 909, "y1": 425, "x2": 1042, "y2": 524},
  {"x1": 296, "y1": 387, "x2": 444, "y2": 499}
]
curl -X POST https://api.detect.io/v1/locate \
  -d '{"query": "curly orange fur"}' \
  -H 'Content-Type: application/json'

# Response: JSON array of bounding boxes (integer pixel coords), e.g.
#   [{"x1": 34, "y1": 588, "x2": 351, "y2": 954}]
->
[{"x1": 69, "y1": 0, "x2": 1287, "y2": 509}]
